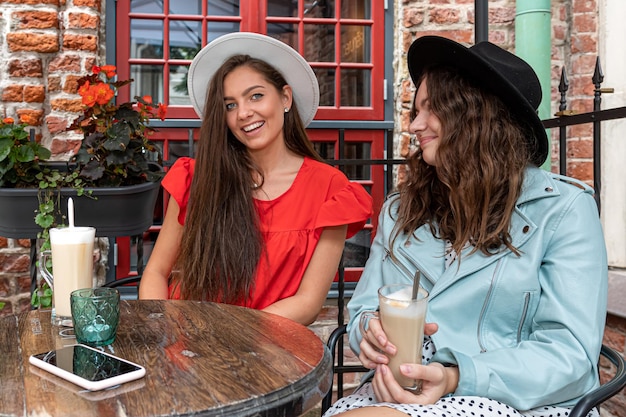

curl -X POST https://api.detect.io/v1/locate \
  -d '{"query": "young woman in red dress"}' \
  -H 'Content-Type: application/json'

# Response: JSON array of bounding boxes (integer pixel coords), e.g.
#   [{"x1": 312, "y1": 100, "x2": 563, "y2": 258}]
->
[{"x1": 139, "y1": 33, "x2": 372, "y2": 325}]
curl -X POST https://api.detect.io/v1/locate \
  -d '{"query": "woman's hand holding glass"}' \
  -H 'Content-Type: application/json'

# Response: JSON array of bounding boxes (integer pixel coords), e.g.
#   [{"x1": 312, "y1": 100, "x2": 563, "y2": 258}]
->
[
  {"x1": 358, "y1": 312, "x2": 438, "y2": 369},
  {"x1": 359, "y1": 313, "x2": 451, "y2": 404},
  {"x1": 371, "y1": 360, "x2": 458, "y2": 405}
]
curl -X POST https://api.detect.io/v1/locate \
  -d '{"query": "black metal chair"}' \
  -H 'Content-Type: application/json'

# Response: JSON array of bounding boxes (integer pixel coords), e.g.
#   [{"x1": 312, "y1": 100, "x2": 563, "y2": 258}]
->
[{"x1": 321, "y1": 325, "x2": 626, "y2": 416}]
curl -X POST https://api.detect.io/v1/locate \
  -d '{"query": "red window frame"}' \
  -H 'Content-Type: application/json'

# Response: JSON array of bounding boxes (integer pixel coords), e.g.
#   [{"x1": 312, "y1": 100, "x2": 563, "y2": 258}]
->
[{"x1": 112, "y1": 1, "x2": 388, "y2": 279}]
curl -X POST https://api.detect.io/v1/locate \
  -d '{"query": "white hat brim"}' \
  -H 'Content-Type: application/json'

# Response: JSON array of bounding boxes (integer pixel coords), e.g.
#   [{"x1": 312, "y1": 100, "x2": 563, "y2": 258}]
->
[{"x1": 187, "y1": 32, "x2": 319, "y2": 127}]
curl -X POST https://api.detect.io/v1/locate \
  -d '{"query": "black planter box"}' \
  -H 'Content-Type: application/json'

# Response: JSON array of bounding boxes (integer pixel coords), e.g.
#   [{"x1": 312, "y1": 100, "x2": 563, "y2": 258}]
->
[{"x1": 0, "y1": 180, "x2": 161, "y2": 239}]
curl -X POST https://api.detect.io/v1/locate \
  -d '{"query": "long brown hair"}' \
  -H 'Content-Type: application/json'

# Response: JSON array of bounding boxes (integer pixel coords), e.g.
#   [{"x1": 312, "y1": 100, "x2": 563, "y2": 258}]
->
[
  {"x1": 392, "y1": 65, "x2": 534, "y2": 258},
  {"x1": 171, "y1": 55, "x2": 322, "y2": 302}
]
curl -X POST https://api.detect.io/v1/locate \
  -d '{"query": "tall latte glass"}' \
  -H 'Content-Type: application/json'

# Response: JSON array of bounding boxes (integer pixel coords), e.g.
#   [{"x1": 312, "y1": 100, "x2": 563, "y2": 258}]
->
[
  {"x1": 39, "y1": 227, "x2": 95, "y2": 326},
  {"x1": 378, "y1": 284, "x2": 429, "y2": 391}
]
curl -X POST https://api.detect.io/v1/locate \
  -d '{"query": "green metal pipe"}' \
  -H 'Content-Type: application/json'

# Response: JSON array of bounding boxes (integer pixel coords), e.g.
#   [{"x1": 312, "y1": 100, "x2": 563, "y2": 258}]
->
[{"x1": 515, "y1": 0, "x2": 552, "y2": 170}]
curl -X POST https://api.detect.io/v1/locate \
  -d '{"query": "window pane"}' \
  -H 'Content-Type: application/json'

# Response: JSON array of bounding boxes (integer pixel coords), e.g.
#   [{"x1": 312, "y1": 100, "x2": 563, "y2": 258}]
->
[
  {"x1": 130, "y1": 19, "x2": 163, "y2": 59},
  {"x1": 268, "y1": 0, "x2": 298, "y2": 17},
  {"x1": 169, "y1": 141, "x2": 196, "y2": 160},
  {"x1": 130, "y1": 65, "x2": 164, "y2": 104},
  {"x1": 131, "y1": 0, "x2": 162, "y2": 13},
  {"x1": 169, "y1": 65, "x2": 191, "y2": 105},
  {"x1": 170, "y1": 1, "x2": 201, "y2": 15},
  {"x1": 340, "y1": 69, "x2": 370, "y2": 107},
  {"x1": 313, "y1": 142, "x2": 336, "y2": 159},
  {"x1": 207, "y1": 21, "x2": 241, "y2": 42},
  {"x1": 341, "y1": 0, "x2": 371, "y2": 19},
  {"x1": 208, "y1": 0, "x2": 240, "y2": 16},
  {"x1": 304, "y1": 0, "x2": 335, "y2": 18},
  {"x1": 170, "y1": 20, "x2": 202, "y2": 59},
  {"x1": 344, "y1": 228, "x2": 371, "y2": 267},
  {"x1": 314, "y1": 67, "x2": 335, "y2": 107},
  {"x1": 341, "y1": 25, "x2": 370, "y2": 63},
  {"x1": 343, "y1": 142, "x2": 371, "y2": 180},
  {"x1": 304, "y1": 24, "x2": 335, "y2": 62},
  {"x1": 266, "y1": 23, "x2": 298, "y2": 49}
]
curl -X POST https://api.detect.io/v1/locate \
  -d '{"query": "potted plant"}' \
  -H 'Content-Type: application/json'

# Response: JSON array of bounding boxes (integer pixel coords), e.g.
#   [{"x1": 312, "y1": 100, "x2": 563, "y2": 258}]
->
[{"x1": 0, "y1": 65, "x2": 167, "y2": 240}]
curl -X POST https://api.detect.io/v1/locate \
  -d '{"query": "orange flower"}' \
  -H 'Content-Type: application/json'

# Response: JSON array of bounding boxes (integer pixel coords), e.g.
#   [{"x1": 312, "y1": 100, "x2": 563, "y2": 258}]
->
[
  {"x1": 81, "y1": 85, "x2": 98, "y2": 107},
  {"x1": 158, "y1": 103, "x2": 167, "y2": 121},
  {"x1": 19, "y1": 113, "x2": 38, "y2": 126},
  {"x1": 2, "y1": 117, "x2": 14, "y2": 124},
  {"x1": 78, "y1": 80, "x2": 91, "y2": 97},
  {"x1": 92, "y1": 83, "x2": 115, "y2": 105},
  {"x1": 100, "y1": 65, "x2": 117, "y2": 78},
  {"x1": 91, "y1": 65, "x2": 101, "y2": 75}
]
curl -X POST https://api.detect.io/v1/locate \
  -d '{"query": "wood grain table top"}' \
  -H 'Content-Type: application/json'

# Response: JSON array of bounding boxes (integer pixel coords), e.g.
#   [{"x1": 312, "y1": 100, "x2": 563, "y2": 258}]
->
[{"x1": 0, "y1": 300, "x2": 332, "y2": 417}]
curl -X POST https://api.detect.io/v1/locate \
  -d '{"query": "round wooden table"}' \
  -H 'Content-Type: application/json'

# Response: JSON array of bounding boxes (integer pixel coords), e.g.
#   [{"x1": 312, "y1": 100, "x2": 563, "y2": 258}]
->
[{"x1": 0, "y1": 300, "x2": 332, "y2": 416}]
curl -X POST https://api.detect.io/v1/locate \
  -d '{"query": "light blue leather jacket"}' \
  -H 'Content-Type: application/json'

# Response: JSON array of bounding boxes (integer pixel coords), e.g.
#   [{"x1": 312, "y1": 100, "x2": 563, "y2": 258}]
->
[{"x1": 347, "y1": 166, "x2": 608, "y2": 410}]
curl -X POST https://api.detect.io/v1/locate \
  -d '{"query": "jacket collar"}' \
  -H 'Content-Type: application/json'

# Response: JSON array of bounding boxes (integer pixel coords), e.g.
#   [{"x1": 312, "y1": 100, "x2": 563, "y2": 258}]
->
[{"x1": 398, "y1": 166, "x2": 561, "y2": 299}]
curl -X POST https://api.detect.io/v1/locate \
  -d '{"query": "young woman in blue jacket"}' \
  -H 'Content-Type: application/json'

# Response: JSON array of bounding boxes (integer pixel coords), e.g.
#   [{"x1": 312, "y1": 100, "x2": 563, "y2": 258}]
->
[{"x1": 324, "y1": 36, "x2": 608, "y2": 417}]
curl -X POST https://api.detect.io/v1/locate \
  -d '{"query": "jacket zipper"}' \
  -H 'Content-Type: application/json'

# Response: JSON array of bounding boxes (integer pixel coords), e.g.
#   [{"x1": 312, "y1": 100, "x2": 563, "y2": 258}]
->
[
  {"x1": 383, "y1": 248, "x2": 414, "y2": 281},
  {"x1": 477, "y1": 258, "x2": 503, "y2": 353},
  {"x1": 517, "y1": 292, "x2": 531, "y2": 344}
]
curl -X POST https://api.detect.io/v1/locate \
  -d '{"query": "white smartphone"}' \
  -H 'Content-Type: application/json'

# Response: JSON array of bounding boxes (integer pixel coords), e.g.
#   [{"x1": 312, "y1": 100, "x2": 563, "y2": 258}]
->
[{"x1": 29, "y1": 344, "x2": 145, "y2": 391}]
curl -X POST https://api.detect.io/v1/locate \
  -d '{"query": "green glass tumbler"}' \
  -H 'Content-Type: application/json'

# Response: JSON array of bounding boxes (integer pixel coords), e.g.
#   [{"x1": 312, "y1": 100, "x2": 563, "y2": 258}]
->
[{"x1": 70, "y1": 287, "x2": 120, "y2": 346}]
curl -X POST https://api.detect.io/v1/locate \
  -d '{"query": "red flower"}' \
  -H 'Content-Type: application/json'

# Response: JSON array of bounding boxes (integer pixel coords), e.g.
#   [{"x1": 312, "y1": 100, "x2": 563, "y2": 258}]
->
[
  {"x1": 2, "y1": 117, "x2": 14, "y2": 124},
  {"x1": 78, "y1": 80, "x2": 91, "y2": 97},
  {"x1": 100, "y1": 65, "x2": 117, "y2": 78},
  {"x1": 158, "y1": 103, "x2": 167, "y2": 121},
  {"x1": 92, "y1": 83, "x2": 115, "y2": 105},
  {"x1": 80, "y1": 85, "x2": 98, "y2": 107}
]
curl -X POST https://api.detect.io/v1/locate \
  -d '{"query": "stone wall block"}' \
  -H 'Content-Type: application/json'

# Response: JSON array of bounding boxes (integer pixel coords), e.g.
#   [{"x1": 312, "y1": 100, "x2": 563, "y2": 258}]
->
[
  {"x1": 8, "y1": 59, "x2": 43, "y2": 78},
  {"x1": 62, "y1": 33, "x2": 97, "y2": 51},
  {"x1": 14, "y1": 10, "x2": 58, "y2": 29},
  {"x1": 49, "y1": 54, "x2": 81, "y2": 73},
  {"x1": 6, "y1": 32, "x2": 59, "y2": 53},
  {"x1": 2, "y1": 0, "x2": 59, "y2": 4},
  {"x1": 67, "y1": 12, "x2": 99, "y2": 29},
  {"x1": 0, "y1": 253, "x2": 30, "y2": 273},
  {"x1": 45, "y1": 115, "x2": 70, "y2": 134},
  {"x1": 23, "y1": 85, "x2": 45, "y2": 103},
  {"x1": 1, "y1": 84, "x2": 24, "y2": 102},
  {"x1": 73, "y1": 0, "x2": 101, "y2": 10},
  {"x1": 50, "y1": 97, "x2": 83, "y2": 113}
]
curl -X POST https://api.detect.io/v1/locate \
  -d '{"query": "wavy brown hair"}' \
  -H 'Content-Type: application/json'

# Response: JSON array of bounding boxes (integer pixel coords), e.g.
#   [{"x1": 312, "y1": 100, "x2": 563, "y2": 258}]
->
[
  {"x1": 392, "y1": 65, "x2": 534, "y2": 259},
  {"x1": 171, "y1": 55, "x2": 322, "y2": 302}
]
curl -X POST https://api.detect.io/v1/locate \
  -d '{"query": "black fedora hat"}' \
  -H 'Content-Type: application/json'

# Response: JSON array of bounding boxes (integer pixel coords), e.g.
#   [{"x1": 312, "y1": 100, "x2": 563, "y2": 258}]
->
[{"x1": 407, "y1": 36, "x2": 548, "y2": 166}]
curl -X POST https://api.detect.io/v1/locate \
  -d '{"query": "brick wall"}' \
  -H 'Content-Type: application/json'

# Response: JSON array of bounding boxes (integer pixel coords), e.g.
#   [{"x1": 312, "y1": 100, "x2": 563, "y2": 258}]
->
[{"x1": 0, "y1": 0, "x2": 105, "y2": 315}]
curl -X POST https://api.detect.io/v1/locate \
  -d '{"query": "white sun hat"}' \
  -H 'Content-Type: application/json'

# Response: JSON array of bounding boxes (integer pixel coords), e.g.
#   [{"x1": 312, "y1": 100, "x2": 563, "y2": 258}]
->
[{"x1": 187, "y1": 32, "x2": 320, "y2": 127}]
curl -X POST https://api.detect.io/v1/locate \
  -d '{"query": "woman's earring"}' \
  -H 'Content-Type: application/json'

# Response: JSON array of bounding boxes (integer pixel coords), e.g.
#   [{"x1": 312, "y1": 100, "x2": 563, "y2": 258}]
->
[{"x1": 284, "y1": 107, "x2": 289, "y2": 113}]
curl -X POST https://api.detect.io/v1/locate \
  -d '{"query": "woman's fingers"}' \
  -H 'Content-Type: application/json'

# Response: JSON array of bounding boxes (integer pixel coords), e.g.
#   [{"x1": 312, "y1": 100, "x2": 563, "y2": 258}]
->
[
  {"x1": 424, "y1": 322, "x2": 438, "y2": 336},
  {"x1": 367, "y1": 318, "x2": 397, "y2": 355}
]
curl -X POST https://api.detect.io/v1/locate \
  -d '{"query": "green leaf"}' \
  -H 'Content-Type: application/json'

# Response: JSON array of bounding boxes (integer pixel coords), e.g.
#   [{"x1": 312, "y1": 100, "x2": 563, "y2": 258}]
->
[
  {"x1": 35, "y1": 213, "x2": 55, "y2": 228},
  {"x1": 15, "y1": 145, "x2": 36, "y2": 163},
  {"x1": 0, "y1": 138, "x2": 12, "y2": 162},
  {"x1": 105, "y1": 123, "x2": 131, "y2": 151},
  {"x1": 80, "y1": 160, "x2": 105, "y2": 181}
]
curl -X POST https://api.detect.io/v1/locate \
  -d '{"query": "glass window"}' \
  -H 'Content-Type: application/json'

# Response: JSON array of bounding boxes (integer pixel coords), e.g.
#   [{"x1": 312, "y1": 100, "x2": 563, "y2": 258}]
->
[
  {"x1": 170, "y1": 1, "x2": 202, "y2": 15},
  {"x1": 130, "y1": 64, "x2": 164, "y2": 104},
  {"x1": 130, "y1": 0, "x2": 162, "y2": 14},
  {"x1": 130, "y1": 19, "x2": 163, "y2": 59},
  {"x1": 208, "y1": 0, "x2": 240, "y2": 16},
  {"x1": 169, "y1": 20, "x2": 202, "y2": 60}
]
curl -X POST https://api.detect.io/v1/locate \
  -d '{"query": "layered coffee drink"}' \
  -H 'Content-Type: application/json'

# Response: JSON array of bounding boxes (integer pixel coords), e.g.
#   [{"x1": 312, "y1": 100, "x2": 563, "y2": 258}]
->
[{"x1": 378, "y1": 284, "x2": 428, "y2": 391}]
